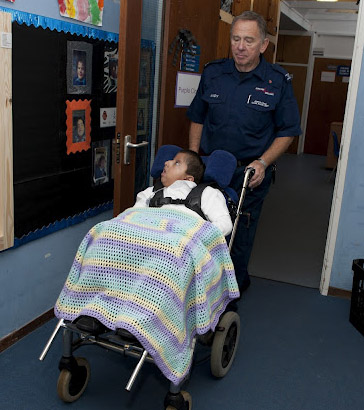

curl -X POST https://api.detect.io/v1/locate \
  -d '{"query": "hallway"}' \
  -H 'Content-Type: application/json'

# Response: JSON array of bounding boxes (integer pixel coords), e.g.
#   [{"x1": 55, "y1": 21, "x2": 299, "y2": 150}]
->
[{"x1": 250, "y1": 153, "x2": 335, "y2": 288}]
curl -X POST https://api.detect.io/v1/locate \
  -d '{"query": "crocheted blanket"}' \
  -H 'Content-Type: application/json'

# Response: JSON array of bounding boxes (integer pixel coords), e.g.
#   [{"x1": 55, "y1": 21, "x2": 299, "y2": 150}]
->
[{"x1": 55, "y1": 207, "x2": 239, "y2": 385}]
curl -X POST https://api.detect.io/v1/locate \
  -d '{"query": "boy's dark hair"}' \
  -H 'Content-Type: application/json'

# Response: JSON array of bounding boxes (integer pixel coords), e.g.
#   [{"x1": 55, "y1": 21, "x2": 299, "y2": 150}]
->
[{"x1": 179, "y1": 149, "x2": 205, "y2": 184}]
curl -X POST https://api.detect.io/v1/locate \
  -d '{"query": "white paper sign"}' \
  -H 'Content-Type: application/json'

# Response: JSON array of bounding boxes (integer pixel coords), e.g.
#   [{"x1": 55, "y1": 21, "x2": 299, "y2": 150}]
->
[
  {"x1": 1, "y1": 32, "x2": 12, "y2": 49},
  {"x1": 100, "y1": 107, "x2": 116, "y2": 128},
  {"x1": 321, "y1": 71, "x2": 335, "y2": 83},
  {"x1": 175, "y1": 72, "x2": 201, "y2": 107}
]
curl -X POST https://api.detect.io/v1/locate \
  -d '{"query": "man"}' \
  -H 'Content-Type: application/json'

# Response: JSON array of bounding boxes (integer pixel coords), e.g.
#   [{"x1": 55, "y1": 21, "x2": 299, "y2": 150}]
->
[{"x1": 187, "y1": 11, "x2": 301, "y2": 295}]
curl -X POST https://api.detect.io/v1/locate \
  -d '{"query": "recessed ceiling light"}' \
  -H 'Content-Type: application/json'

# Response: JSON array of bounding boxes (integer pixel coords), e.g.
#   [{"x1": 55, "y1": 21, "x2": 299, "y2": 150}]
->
[{"x1": 317, "y1": 0, "x2": 338, "y2": 2}]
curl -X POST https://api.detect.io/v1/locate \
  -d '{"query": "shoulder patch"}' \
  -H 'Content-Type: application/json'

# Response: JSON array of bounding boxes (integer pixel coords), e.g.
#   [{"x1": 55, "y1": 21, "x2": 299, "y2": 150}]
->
[
  {"x1": 271, "y1": 63, "x2": 292, "y2": 82},
  {"x1": 284, "y1": 72, "x2": 292, "y2": 82}
]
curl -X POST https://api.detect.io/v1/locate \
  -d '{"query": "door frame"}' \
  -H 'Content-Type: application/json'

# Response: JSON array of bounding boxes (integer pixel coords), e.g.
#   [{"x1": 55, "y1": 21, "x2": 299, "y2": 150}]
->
[
  {"x1": 113, "y1": 0, "x2": 143, "y2": 216},
  {"x1": 320, "y1": 2, "x2": 364, "y2": 295}
]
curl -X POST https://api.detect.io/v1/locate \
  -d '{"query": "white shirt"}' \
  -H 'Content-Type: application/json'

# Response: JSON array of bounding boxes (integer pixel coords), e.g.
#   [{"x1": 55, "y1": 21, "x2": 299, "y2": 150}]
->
[{"x1": 133, "y1": 180, "x2": 233, "y2": 236}]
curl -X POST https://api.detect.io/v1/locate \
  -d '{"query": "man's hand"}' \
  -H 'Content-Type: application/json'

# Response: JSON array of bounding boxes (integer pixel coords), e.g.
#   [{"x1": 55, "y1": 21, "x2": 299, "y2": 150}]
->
[
  {"x1": 247, "y1": 159, "x2": 266, "y2": 188},
  {"x1": 246, "y1": 136, "x2": 294, "y2": 188}
]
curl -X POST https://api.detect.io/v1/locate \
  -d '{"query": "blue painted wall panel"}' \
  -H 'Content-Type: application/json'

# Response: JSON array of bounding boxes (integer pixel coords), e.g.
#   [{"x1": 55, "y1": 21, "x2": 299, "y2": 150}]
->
[{"x1": 330, "y1": 50, "x2": 364, "y2": 290}]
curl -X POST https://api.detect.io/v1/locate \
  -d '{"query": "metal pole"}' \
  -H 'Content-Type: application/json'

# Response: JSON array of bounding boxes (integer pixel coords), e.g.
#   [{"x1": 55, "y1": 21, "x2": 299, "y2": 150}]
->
[
  {"x1": 125, "y1": 349, "x2": 148, "y2": 391},
  {"x1": 229, "y1": 167, "x2": 255, "y2": 252},
  {"x1": 39, "y1": 319, "x2": 65, "y2": 361}
]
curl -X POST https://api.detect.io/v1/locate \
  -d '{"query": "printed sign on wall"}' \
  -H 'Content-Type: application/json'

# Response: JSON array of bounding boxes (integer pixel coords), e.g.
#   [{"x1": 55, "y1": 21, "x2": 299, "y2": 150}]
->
[{"x1": 175, "y1": 72, "x2": 201, "y2": 107}]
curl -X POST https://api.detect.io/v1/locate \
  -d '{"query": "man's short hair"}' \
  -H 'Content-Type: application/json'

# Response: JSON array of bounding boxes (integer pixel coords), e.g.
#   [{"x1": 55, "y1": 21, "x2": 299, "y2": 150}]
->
[
  {"x1": 231, "y1": 11, "x2": 267, "y2": 42},
  {"x1": 180, "y1": 149, "x2": 205, "y2": 184}
]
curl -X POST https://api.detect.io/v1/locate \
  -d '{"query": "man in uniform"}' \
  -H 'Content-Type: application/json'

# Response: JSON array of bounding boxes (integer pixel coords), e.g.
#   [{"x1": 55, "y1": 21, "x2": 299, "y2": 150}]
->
[{"x1": 187, "y1": 11, "x2": 301, "y2": 296}]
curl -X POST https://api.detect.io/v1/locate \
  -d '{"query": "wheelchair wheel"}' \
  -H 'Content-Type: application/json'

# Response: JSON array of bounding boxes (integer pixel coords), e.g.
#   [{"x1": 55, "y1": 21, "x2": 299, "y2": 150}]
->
[
  {"x1": 165, "y1": 390, "x2": 192, "y2": 410},
  {"x1": 57, "y1": 357, "x2": 90, "y2": 402},
  {"x1": 210, "y1": 311, "x2": 240, "y2": 378}
]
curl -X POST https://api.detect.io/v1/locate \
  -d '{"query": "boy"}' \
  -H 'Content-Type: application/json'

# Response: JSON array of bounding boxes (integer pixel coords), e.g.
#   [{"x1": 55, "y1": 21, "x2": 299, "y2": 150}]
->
[{"x1": 134, "y1": 150, "x2": 233, "y2": 236}]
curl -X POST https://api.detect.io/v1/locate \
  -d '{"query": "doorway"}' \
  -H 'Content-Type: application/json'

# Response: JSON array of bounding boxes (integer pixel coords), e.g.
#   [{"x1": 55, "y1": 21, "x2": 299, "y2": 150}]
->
[{"x1": 249, "y1": 33, "x2": 354, "y2": 290}]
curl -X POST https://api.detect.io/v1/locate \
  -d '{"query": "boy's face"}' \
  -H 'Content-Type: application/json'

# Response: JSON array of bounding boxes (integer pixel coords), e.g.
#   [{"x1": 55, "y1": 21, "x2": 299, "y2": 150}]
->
[
  {"x1": 77, "y1": 61, "x2": 85, "y2": 80},
  {"x1": 77, "y1": 118, "x2": 85, "y2": 137},
  {"x1": 161, "y1": 152, "x2": 193, "y2": 187}
]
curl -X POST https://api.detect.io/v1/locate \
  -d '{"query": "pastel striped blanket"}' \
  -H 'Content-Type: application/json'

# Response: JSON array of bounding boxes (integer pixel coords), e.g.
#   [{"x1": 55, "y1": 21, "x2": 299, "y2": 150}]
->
[{"x1": 55, "y1": 207, "x2": 239, "y2": 384}]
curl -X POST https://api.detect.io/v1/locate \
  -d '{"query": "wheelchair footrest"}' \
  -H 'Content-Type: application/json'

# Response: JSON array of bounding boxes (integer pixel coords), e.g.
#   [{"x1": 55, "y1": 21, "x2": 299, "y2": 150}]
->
[
  {"x1": 73, "y1": 316, "x2": 108, "y2": 335},
  {"x1": 115, "y1": 328, "x2": 140, "y2": 344}
]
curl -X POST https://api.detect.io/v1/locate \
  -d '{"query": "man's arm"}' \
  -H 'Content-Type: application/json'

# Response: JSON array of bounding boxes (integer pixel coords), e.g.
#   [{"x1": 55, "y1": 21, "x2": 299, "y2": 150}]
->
[
  {"x1": 189, "y1": 121, "x2": 204, "y2": 153},
  {"x1": 248, "y1": 136, "x2": 294, "y2": 188}
]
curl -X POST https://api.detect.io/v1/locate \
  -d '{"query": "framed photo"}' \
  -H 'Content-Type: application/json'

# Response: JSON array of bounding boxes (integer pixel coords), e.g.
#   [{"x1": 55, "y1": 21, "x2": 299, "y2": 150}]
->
[
  {"x1": 92, "y1": 140, "x2": 111, "y2": 186},
  {"x1": 137, "y1": 98, "x2": 148, "y2": 136},
  {"x1": 66, "y1": 99, "x2": 91, "y2": 154},
  {"x1": 103, "y1": 46, "x2": 118, "y2": 93},
  {"x1": 139, "y1": 49, "x2": 152, "y2": 96},
  {"x1": 67, "y1": 41, "x2": 93, "y2": 94}
]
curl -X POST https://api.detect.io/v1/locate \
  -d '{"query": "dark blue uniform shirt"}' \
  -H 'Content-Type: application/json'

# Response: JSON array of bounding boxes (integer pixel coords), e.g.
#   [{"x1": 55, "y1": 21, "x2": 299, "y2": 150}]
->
[{"x1": 187, "y1": 56, "x2": 302, "y2": 162}]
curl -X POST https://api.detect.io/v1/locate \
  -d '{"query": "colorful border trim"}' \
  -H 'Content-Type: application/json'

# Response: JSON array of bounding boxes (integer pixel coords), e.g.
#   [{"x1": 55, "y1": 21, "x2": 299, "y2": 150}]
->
[{"x1": 0, "y1": 6, "x2": 118, "y2": 42}]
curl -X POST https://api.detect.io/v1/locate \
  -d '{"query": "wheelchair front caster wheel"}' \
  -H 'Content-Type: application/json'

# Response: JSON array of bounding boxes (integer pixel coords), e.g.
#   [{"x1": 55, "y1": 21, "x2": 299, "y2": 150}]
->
[
  {"x1": 165, "y1": 390, "x2": 192, "y2": 410},
  {"x1": 57, "y1": 357, "x2": 90, "y2": 402},
  {"x1": 211, "y1": 311, "x2": 240, "y2": 378}
]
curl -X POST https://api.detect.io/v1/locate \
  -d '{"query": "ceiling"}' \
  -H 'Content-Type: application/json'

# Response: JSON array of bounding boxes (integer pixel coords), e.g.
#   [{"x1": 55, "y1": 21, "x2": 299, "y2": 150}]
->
[{"x1": 280, "y1": 0, "x2": 359, "y2": 31}]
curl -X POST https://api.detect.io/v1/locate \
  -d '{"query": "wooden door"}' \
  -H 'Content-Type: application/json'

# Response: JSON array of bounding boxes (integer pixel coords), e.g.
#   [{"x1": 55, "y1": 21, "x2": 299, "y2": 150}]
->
[
  {"x1": 158, "y1": 0, "x2": 221, "y2": 149},
  {"x1": 232, "y1": 0, "x2": 280, "y2": 35},
  {"x1": 276, "y1": 35, "x2": 311, "y2": 154},
  {"x1": 113, "y1": 0, "x2": 143, "y2": 216},
  {"x1": 304, "y1": 58, "x2": 351, "y2": 155}
]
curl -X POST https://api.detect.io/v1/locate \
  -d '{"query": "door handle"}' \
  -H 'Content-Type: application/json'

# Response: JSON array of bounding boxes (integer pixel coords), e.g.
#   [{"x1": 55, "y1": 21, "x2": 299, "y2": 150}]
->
[{"x1": 124, "y1": 135, "x2": 149, "y2": 165}]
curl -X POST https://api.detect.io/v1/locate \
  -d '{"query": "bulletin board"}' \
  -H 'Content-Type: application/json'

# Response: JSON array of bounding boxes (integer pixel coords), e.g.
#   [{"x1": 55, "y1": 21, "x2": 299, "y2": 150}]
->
[{"x1": 12, "y1": 21, "x2": 117, "y2": 239}]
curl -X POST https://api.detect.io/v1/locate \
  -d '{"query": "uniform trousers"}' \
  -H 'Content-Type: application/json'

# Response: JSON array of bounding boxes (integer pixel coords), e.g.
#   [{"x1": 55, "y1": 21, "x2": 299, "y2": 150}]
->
[{"x1": 229, "y1": 164, "x2": 273, "y2": 292}]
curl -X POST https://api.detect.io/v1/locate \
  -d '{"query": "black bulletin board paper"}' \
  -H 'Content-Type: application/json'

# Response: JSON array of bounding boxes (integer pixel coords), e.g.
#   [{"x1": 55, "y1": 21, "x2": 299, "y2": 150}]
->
[{"x1": 12, "y1": 22, "x2": 116, "y2": 238}]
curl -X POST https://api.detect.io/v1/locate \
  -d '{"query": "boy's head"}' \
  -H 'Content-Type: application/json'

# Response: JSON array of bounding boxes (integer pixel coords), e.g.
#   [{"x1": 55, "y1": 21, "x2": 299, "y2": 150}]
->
[
  {"x1": 76, "y1": 59, "x2": 86, "y2": 80},
  {"x1": 161, "y1": 149, "x2": 205, "y2": 187}
]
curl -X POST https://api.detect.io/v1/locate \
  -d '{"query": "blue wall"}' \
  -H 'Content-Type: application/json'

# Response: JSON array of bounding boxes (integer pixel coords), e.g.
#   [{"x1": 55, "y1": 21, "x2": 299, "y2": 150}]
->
[
  {"x1": 0, "y1": 210, "x2": 113, "y2": 338},
  {"x1": 330, "y1": 50, "x2": 364, "y2": 291}
]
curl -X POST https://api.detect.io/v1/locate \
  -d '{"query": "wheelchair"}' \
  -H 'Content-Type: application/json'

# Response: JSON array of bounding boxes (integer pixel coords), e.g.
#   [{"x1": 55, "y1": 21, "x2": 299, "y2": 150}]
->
[{"x1": 39, "y1": 145, "x2": 255, "y2": 410}]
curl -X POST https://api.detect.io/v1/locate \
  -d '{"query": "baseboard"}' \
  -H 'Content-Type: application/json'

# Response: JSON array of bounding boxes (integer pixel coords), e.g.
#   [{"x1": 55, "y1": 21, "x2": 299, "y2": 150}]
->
[
  {"x1": 0, "y1": 308, "x2": 54, "y2": 353},
  {"x1": 328, "y1": 286, "x2": 352, "y2": 300}
]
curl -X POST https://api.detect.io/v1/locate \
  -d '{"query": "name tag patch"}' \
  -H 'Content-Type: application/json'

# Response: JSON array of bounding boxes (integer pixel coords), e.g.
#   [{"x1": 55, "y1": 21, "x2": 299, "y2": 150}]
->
[
  {"x1": 251, "y1": 100, "x2": 269, "y2": 108},
  {"x1": 255, "y1": 87, "x2": 275, "y2": 96}
]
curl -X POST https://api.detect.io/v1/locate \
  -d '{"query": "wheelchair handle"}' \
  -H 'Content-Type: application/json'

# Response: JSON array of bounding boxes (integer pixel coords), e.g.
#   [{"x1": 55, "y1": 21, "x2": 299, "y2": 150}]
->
[{"x1": 228, "y1": 167, "x2": 255, "y2": 252}]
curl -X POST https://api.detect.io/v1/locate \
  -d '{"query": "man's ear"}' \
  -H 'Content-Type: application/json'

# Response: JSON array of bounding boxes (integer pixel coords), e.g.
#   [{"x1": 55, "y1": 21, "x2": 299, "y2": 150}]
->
[
  {"x1": 260, "y1": 37, "x2": 269, "y2": 54},
  {"x1": 184, "y1": 175, "x2": 194, "y2": 182}
]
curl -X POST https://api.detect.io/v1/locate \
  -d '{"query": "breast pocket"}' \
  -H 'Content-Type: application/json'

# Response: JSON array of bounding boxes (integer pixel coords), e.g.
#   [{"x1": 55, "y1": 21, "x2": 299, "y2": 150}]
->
[
  {"x1": 246, "y1": 91, "x2": 278, "y2": 112},
  {"x1": 243, "y1": 91, "x2": 278, "y2": 134},
  {"x1": 201, "y1": 92, "x2": 227, "y2": 126}
]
